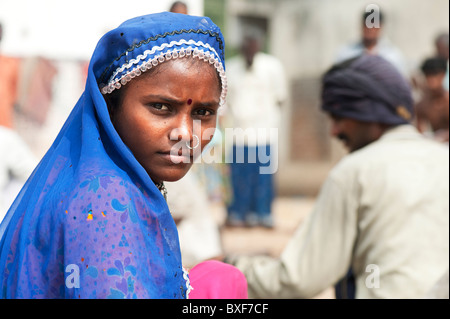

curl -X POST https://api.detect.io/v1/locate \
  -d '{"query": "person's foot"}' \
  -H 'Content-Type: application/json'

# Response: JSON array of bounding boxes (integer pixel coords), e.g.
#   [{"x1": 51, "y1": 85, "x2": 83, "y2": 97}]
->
[
  {"x1": 244, "y1": 214, "x2": 259, "y2": 228},
  {"x1": 259, "y1": 215, "x2": 274, "y2": 229},
  {"x1": 225, "y1": 216, "x2": 246, "y2": 227}
]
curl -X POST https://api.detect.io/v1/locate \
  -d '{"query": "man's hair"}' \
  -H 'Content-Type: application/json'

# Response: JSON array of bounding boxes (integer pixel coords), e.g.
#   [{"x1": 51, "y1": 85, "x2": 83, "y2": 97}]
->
[
  {"x1": 169, "y1": 1, "x2": 188, "y2": 12},
  {"x1": 241, "y1": 25, "x2": 265, "y2": 45},
  {"x1": 421, "y1": 57, "x2": 448, "y2": 76}
]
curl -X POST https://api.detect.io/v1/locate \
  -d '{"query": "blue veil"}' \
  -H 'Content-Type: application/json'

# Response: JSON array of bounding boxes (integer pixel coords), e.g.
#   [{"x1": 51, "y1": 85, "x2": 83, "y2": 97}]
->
[{"x1": 0, "y1": 12, "x2": 226, "y2": 299}]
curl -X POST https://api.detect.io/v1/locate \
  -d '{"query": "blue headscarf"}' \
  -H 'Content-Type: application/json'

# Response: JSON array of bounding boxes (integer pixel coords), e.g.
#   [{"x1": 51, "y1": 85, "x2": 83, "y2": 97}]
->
[{"x1": 0, "y1": 12, "x2": 226, "y2": 299}]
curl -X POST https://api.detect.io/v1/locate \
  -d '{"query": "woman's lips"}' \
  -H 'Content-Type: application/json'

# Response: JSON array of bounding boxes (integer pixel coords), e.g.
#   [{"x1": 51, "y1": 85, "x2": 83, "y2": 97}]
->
[{"x1": 158, "y1": 151, "x2": 192, "y2": 164}]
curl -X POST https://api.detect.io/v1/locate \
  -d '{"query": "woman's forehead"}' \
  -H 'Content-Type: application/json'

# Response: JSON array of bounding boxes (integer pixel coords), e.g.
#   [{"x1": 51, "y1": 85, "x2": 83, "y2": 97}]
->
[{"x1": 126, "y1": 58, "x2": 221, "y2": 98}]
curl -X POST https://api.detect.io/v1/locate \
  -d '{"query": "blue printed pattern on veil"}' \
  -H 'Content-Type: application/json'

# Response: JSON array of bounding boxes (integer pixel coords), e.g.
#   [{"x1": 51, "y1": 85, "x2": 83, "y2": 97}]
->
[{"x1": 0, "y1": 12, "x2": 226, "y2": 299}]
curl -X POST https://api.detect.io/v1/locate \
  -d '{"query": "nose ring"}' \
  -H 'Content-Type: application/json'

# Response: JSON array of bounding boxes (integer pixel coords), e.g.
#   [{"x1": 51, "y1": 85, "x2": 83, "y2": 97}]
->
[{"x1": 186, "y1": 134, "x2": 200, "y2": 150}]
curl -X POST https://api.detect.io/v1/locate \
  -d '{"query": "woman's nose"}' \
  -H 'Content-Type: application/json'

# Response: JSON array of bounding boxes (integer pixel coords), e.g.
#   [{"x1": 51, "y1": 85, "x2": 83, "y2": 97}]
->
[{"x1": 170, "y1": 114, "x2": 193, "y2": 142}]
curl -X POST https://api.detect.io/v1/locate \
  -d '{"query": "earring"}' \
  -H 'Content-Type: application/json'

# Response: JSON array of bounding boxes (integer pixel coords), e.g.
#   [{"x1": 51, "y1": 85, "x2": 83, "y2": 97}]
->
[{"x1": 186, "y1": 134, "x2": 200, "y2": 150}]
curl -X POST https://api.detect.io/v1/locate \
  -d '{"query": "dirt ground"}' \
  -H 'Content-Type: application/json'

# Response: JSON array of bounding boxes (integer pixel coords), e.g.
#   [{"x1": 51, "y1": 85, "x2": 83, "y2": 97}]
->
[{"x1": 213, "y1": 196, "x2": 336, "y2": 299}]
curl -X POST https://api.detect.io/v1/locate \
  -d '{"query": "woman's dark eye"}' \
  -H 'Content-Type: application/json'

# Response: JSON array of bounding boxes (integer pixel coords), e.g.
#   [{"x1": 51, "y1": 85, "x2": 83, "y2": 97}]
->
[
  {"x1": 151, "y1": 103, "x2": 170, "y2": 111},
  {"x1": 195, "y1": 109, "x2": 214, "y2": 116}
]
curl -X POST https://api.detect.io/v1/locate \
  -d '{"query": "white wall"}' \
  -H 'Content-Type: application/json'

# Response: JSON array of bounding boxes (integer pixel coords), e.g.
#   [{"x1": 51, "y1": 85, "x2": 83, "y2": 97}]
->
[
  {"x1": 227, "y1": 0, "x2": 449, "y2": 78},
  {"x1": 0, "y1": 0, "x2": 203, "y2": 60},
  {"x1": 273, "y1": 0, "x2": 449, "y2": 78}
]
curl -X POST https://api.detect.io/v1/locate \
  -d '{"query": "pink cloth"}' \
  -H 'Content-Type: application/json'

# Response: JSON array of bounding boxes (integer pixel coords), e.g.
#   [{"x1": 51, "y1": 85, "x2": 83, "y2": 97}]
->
[{"x1": 189, "y1": 260, "x2": 248, "y2": 299}]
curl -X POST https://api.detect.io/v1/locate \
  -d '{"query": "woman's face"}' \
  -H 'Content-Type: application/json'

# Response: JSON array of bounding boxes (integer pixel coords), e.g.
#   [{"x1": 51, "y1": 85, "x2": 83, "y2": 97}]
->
[{"x1": 109, "y1": 58, "x2": 221, "y2": 183}]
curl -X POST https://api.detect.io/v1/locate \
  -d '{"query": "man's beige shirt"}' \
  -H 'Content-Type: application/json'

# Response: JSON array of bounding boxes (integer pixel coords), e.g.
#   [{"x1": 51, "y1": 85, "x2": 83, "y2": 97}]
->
[{"x1": 232, "y1": 125, "x2": 449, "y2": 298}]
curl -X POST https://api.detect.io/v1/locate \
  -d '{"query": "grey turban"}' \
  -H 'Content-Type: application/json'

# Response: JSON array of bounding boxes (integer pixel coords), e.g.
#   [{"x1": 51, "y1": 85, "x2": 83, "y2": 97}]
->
[{"x1": 321, "y1": 54, "x2": 414, "y2": 125}]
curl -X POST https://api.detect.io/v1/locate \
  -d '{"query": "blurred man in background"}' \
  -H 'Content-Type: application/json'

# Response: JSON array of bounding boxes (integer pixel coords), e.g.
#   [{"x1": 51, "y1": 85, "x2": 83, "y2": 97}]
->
[
  {"x1": 434, "y1": 32, "x2": 449, "y2": 62},
  {"x1": 0, "y1": 126, "x2": 38, "y2": 222},
  {"x1": 0, "y1": 22, "x2": 38, "y2": 222},
  {"x1": 414, "y1": 57, "x2": 449, "y2": 143},
  {"x1": 223, "y1": 27, "x2": 287, "y2": 228},
  {"x1": 226, "y1": 55, "x2": 449, "y2": 299},
  {"x1": 0, "y1": 22, "x2": 20, "y2": 128},
  {"x1": 335, "y1": 8, "x2": 409, "y2": 78},
  {"x1": 169, "y1": 1, "x2": 188, "y2": 14}
]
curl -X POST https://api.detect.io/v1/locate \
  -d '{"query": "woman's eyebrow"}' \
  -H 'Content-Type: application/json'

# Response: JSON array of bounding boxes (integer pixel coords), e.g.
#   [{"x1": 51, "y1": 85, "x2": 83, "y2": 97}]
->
[
  {"x1": 141, "y1": 94, "x2": 182, "y2": 104},
  {"x1": 142, "y1": 94, "x2": 219, "y2": 107},
  {"x1": 195, "y1": 100, "x2": 220, "y2": 108}
]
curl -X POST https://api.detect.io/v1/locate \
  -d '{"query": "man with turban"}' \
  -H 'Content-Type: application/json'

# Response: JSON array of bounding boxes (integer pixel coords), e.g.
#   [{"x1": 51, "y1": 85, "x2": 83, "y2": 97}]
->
[{"x1": 226, "y1": 54, "x2": 449, "y2": 299}]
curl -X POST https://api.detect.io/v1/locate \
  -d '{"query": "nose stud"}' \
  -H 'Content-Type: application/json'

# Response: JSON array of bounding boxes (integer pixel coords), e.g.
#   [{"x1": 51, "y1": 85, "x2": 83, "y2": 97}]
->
[{"x1": 186, "y1": 134, "x2": 200, "y2": 150}]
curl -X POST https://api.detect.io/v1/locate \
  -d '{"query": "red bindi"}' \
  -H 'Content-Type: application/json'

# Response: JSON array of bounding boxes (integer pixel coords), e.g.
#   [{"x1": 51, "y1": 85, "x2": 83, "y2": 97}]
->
[{"x1": 187, "y1": 99, "x2": 193, "y2": 105}]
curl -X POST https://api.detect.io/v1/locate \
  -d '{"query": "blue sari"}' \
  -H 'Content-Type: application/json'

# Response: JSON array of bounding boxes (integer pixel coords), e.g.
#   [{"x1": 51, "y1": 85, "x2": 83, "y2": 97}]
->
[{"x1": 0, "y1": 12, "x2": 226, "y2": 299}]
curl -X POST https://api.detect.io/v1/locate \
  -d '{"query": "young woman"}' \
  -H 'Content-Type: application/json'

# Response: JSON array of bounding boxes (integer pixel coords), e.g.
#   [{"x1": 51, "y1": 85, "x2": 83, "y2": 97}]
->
[{"x1": 0, "y1": 12, "x2": 227, "y2": 299}]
